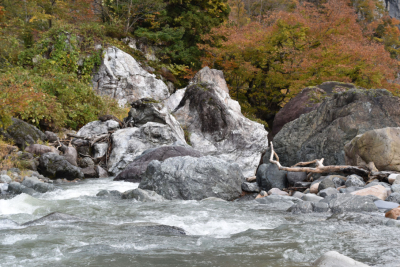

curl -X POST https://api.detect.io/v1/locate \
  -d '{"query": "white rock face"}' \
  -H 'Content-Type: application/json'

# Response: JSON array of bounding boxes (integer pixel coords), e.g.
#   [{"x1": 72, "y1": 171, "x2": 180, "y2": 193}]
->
[
  {"x1": 92, "y1": 47, "x2": 169, "y2": 107},
  {"x1": 164, "y1": 67, "x2": 269, "y2": 177},
  {"x1": 107, "y1": 122, "x2": 185, "y2": 175},
  {"x1": 77, "y1": 120, "x2": 119, "y2": 138},
  {"x1": 93, "y1": 143, "x2": 108, "y2": 159}
]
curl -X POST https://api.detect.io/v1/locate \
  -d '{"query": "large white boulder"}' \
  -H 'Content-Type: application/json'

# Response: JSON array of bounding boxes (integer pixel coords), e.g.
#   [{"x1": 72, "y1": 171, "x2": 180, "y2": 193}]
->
[
  {"x1": 107, "y1": 122, "x2": 186, "y2": 175},
  {"x1": 92, "y1": 46, "x2": 170, "y2": 107},
  {"x1": 164, "y1": 67, "x2": 269, "y2": 177}
]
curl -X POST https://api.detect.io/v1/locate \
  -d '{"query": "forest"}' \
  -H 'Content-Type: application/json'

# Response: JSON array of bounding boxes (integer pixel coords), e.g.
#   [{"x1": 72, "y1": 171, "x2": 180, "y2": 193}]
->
[{"x1": 0, "y1": 0, "x2": 399, "y2": 130}]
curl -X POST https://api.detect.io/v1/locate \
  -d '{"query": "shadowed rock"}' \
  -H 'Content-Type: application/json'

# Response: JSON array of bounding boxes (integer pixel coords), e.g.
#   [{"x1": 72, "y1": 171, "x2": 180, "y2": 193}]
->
[{"x1": 114, "y1": 145, "x2": 202, "y2": 182}]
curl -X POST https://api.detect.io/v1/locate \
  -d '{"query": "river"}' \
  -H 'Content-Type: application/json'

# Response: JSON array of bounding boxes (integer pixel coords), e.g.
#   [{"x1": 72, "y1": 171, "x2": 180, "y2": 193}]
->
[{"x1": 1, "y1": 178, "x2": 399, "y2": 267}]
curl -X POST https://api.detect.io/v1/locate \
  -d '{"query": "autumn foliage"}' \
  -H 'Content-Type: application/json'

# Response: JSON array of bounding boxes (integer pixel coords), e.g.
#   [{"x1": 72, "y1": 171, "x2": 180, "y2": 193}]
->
[{"x1": 202, "y1": 0, "x2": 400, "y2": 126}]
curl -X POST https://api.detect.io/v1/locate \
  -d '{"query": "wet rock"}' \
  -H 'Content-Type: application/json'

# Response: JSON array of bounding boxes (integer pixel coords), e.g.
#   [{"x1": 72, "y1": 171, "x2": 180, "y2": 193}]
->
[
  {"x1": 21, "y1": 176, "x2": 42, "y2": 188},
  {"x1": 256, "y1": 195, "x2": 301, "y2": 210},
  {"x1": 345, "y1": 174, "x2": 365, "y2": 187},
  {"x1": 108, "y1": 122, "x2": 185, "y2": 175},
  {"x1": 81, "y1": 166, "x2": 98, "y2": 178},
  {"x1": 292, "y1": 191, "x2": 305, "y2": 199},
  {"x1": 274, "y1": 89, "x2": 400, "y2": 167},
  {"x1": 95, "y1": 166, "x2": 108, "y2": 178},
  {"x1": 313, "y1": 251, "x2": 370, "y2": 267},
  {"x1": 388, "y1": 174, "x2": 400, "y2": 184},
  {"x1": 345, "y1": 127, "x2": 400, "y2": 171},
  {"x1": 38, "y1": 153, "x2": 84, "y2": 180},
  {"x1": 25, "y1": 144, "x2": 58, "y2": 156},
  {"x1": 0, "y1": 183, "x2": 8, "y2": 194},
  {"x1": 287, "y1": 171, "x2": 308, "y2": 186},
  {"x1": 7, "y1": 182, "x2": 26, "y2": 194},
  {"x1": 318, "y1": 178, "x2": 335, "y2": 191},
  {"x1": 256, "y1": 163, "x2": 287, "y2": 191},
  {"x1": 114, "y1": 145, "x2": 201, "y2": 182},
  {"x1": 310, "y1": 182, "x2": 320, "y2": 194},
  {"x1": 234, "y1": 193, "x2": 258, "y2": 202},
  {"x1": 93, "y1": 46, "x2": 170, "y2": 107},
  {"x1": 78, "y1": 157, "x2": 95, "y2": 168},
  {"x1": 33, "y1": 182, "x2": 55, "y2": 193},
  {"x1": 288, "y1": 201, "x2": 313, "y2": 214},
  {"x1": 139, "y1": 156, "x2": 243, "y2": 201},
  {"x1": 268, "y1": 188, "x2": 288, "y2": 196},
  {"x1": 96, "y1": 190, "x2": 122, "y2": 198},
  {"x1": 313, "y1": 202, "x2": 330, "y2": 212},
  {"x1": 166, "y1": 67, "x2": 269, "y2": 177},
  {"x1": 391, "y1": 184, "x2": 400, "y2": 193},
  {"x1": 45, "y1": 131, "x2": 58, "y2": 142},
  {"x1": 301, "y1": 193, "x2": 323, "y2": 203},
  {"x1": 386, "y1": 206, "x2": 400, "y2": 219},
  {"x1": 116, "y1": 222, "x2": 186, "y2": 236},
  {"x1": 318, "y1": 188, "x2": 338, "y2": 198},
  {"x1": 59, "y1": 146, "x2": 78, "y2": 166},
  {"x1": 321, "y1": 193, "x2": 378, "y2": 214},
  {"x1": 374, "y1": 200, "x2": 399, "y2": 211},
  {"x1": 351, "y1": 185, "x2": 387, "y2": 200},
  {"x1": 201, "y1": 197, "x2": 227, "y2": 202},
  {"x1": 242, "y1": 182, "x2": 260, "y2": 193},
  {"x1": 0, "y1": 174, "x2": 11, "y2": 183},
  {"x1": 122, "y1": 188, "x2": 165, "y2": 202},
  {"x1": 386, "y1": 192, "x2": 400, "y2": 204},
  {"x1": 0, "y1": 118, "x2": 46, "y2": 149},
  {"x1": 93, "y1": 143, "x2": 108, "y2": 159},
  {"x1": 21, "y1": 212, "x2": 83, "y2": 226}
]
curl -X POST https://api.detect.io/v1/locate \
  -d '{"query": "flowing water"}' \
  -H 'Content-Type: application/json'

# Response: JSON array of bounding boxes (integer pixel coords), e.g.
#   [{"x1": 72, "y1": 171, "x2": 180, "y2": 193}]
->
[{"x1": 1, "y1": 178, "x2": 400, "y2": 267}]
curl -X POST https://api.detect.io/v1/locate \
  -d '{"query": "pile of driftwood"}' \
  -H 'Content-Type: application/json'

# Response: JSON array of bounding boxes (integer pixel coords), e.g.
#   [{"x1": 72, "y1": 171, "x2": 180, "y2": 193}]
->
[{"x1": 269, "y1": 142, "x2": 397, "y2": 187}]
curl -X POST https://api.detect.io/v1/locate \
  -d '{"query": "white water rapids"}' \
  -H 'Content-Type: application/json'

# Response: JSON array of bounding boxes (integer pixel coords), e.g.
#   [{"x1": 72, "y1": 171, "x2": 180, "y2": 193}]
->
[{"x1": 1, "y1": 178, "x2": 400, "y2": 266}]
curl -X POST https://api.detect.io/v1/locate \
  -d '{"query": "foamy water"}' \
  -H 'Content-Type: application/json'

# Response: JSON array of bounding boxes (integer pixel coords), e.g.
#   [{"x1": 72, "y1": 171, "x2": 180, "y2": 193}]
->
[{"x1": 1, "y1": 178, "x2": 400, "y2": 266}]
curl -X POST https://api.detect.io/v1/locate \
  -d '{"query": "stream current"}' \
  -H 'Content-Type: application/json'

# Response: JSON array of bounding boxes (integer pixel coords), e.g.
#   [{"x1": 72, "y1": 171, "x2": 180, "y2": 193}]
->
[{"x1": 1, "y1": 178, "x2": 400, "y2": 267}]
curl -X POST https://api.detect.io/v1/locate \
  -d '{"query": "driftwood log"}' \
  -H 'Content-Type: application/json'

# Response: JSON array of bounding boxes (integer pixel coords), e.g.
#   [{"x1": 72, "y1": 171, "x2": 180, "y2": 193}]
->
[{"x1": 269, "y1": 142, "x2": 396, "y2": 183}]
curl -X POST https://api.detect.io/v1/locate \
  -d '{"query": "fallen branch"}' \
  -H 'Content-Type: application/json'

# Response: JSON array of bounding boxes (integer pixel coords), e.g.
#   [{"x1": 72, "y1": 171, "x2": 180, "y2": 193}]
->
[
  {"x1": 90, "y1": 134, "x2": 109, "y2": 147},
  {"x1": 269, "y1": 142, "x2": 370, "y2": 177}
]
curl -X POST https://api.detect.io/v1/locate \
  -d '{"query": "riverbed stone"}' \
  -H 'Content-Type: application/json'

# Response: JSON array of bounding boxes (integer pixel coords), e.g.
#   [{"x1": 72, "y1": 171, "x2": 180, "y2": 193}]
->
[
  {"x1": 234, "y1": 193, "x2": 258, "y2": 202},
  {"x1": 268, "y1": 188, "x2": 288, "y2": 196},
  {"x1": 0, "y1": 175, "x2": 11, "y2": 183},
  {"x1": 313, "y1": 251, "x2": 370, "y2": 267},
  {"x1": 38, "y1": 153, "x2": 84, "y2": 180},
  {"x1": 345, "y1": 174, "x2": 365, "y2": 187},
  {"x1": 385, "y1": 207, "x2": 400, "y2": 219},
  {"x1": 301, "y1": 193, "x2": 323, "y2": 203},
  {"x1": 351, "y1": 185, "x2": 387, "y2": 200},
  {"x1": 321, "y1": 193, "x2": 378, "y2": 214},
  {"x1": 374, "y1": 200, "x2": 400, "y2": 211},
  {"x1": 318, "y1": 178, "x2": 335, "y2": 191},
  {"x1": 310, "y1": 182, "x2": 320, "y2": 194},
  {"x1": 33, "y1": 182, "x2": 55, "y2": 193},
  {"x1": 339, "y1": 186, "x2": 364, "y2": 193},
  {"x1": 95, "y1": 166, "x2": 108, "y2": 178},
  {"x1": 139, "y1": 156, "x2": 243, "y2": 201},
  {"x1": 292, "y1": 191, "x2": 305, "y2": 199},
  {"x1": 288, "y1": 201, "x2": 313, "y2": 214},
  {"x1": 122, "y1": 188, "x2": 165, "y2": 202},
  {"x1": 21, "y1": 176, "x2": 42, "y2": 188},
  {"x1": 256, "y1": 195, "x2": 300, "y2": 210},
  {"x1": 391, "y1": 184, "x2": 400, "y2": 193},
  {"x1": 78, "y1": 157, "x2": 95, "y2": 168},
  {"x1": 287, "y1": 171, "x2": 308, "y2": 186},
  {"x1": 256, "y1": 163, "x2": 288, "y2": 191},
  {"x1": 386, "y1": 192, "x2": 400, "y2": 204},
  {"x1": 242, "y1": 182, "x2": 260, "y2": 193},
  {"x1": 114, "y1": 145, "x2": 201, "y2": 182},
  {"x1": 388, "y1": 174, "x2": 400, "y2": 184},
  {"x1": 318, "y1": 188, "x2": 338, "y2": 198},
  {"x1": 93, "y1": 143, "x2": 108, "y2": 159},
  {"x1": 313, "y1": 202, "x2": 330, "y2": 212},
  {"x1": 96, "y1": 190, "x2": 122, "y2": 198},
  {"x1": 25, "y1": 144, "x2": 58, "y2": 156},
  {"x1": 82, "y1": 166, "x2": 98, "y2": 178}
]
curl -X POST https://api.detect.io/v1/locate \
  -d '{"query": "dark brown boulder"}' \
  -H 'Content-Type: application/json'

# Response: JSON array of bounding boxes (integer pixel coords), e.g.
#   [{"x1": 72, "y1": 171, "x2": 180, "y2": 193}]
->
[
  {"x1": 114, "y1": 145, "x2": 202, "y2": 183},
  {"x1": 271, "y1": 82, "x2": 356, "y2": 137}
]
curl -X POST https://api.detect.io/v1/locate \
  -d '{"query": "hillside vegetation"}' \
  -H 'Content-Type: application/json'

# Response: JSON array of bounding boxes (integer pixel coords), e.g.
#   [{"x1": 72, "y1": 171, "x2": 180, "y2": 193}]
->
[{"x1": 0, "y1": 0, "x2": 399, "y2": 131}]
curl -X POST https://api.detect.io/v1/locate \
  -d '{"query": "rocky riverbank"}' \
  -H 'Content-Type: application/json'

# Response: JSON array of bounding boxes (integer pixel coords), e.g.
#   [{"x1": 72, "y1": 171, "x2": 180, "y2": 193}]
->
[{"x1": 2, "y1": 49, "x2": 400, "y2": 266}]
